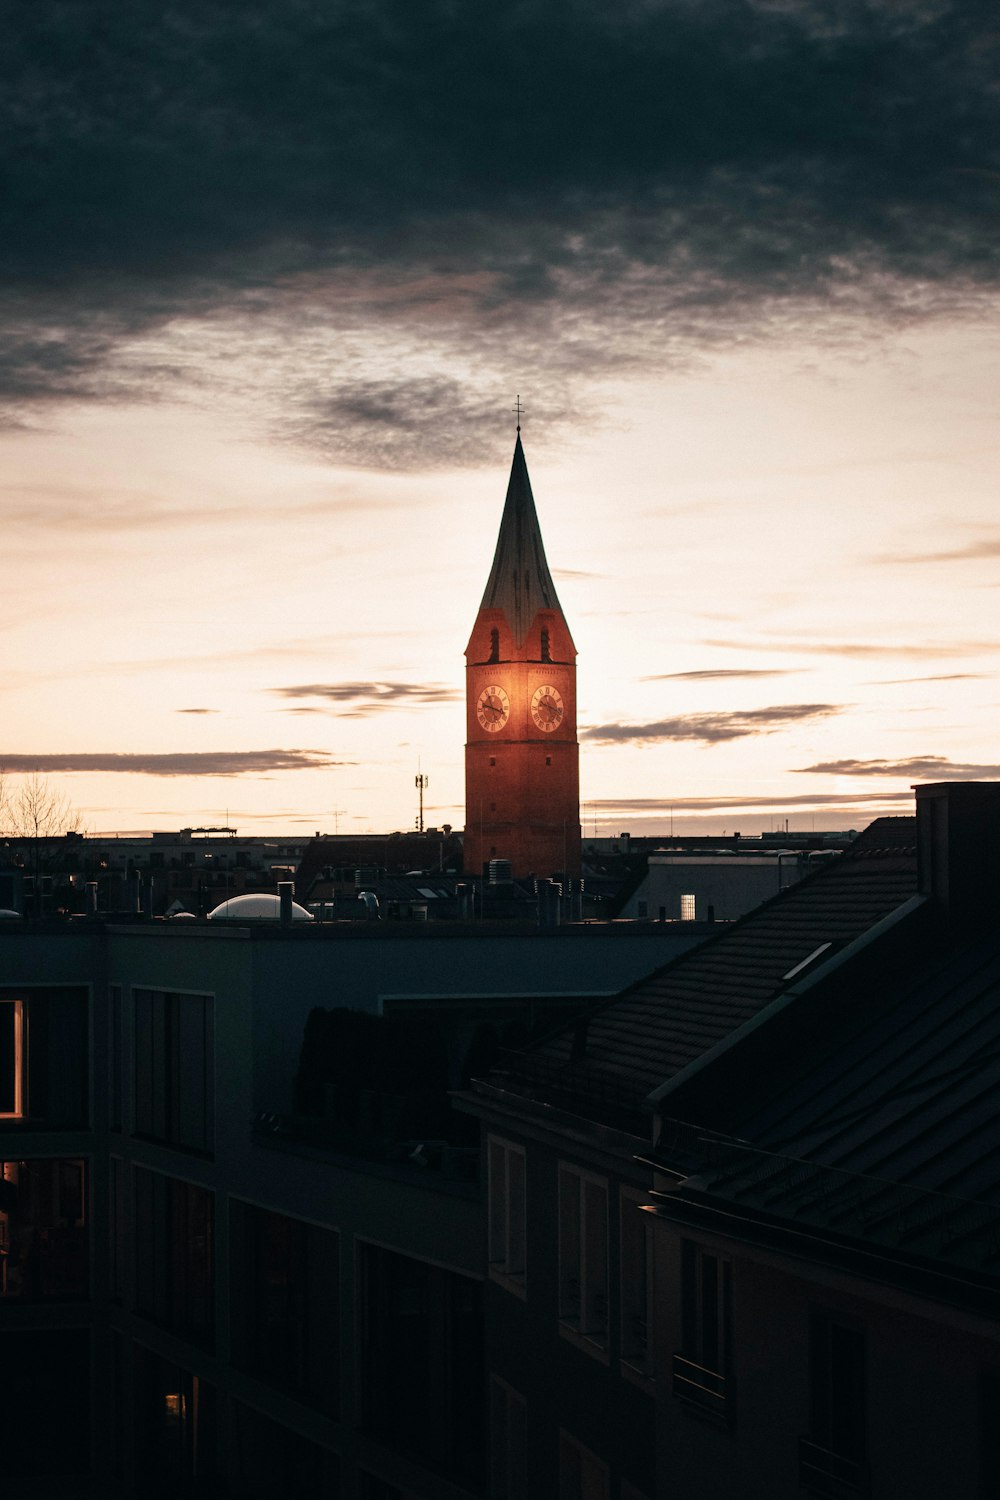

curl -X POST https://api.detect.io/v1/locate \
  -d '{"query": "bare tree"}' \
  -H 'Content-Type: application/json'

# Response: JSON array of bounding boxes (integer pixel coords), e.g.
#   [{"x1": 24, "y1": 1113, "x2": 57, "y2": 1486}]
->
[
  {"x1": 5, "y1": 770, "x2": 81, "y2": 842},
  {"x1": 1, "y1": 771, "x2": 84, "y2": 911}
]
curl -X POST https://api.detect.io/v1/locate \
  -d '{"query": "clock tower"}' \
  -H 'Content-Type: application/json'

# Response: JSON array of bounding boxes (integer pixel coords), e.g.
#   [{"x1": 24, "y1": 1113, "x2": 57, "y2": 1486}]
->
[{"x1": 464, "y1": 428, "x2": 581, "y2": 881}]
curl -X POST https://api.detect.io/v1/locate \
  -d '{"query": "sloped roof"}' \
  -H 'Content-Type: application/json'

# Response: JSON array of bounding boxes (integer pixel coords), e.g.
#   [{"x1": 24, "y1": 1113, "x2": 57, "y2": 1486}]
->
[
  {"x1": 675, "y1": 933, "x2": 1000, "y2": 1275},
  {"x1": 478, "y1": 434, "x2": 571, "y2": 648},
  {"x1": 497, "y1": 818, "x2": 917, "y2": 1110}
]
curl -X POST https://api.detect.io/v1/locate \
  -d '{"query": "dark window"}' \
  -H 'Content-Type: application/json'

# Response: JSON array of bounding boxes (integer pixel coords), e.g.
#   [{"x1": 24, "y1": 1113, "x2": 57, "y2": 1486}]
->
[
  {"x1": 800, "y1": 1313, "x2": 866, "y2": 1495},
  {"x1": 133, "y1": 1345, "x2": 218, "y2": 1499},
  {"x1": 673, "y1": 1241, "x2": 732, "y2": 1422},
  {"x1": 545, "y1": 756, "x2": 552, "y2": 767},
  {"x1": 110, "y1": 1155, "x2": 124, "y2": 1302},
  {"x1": 229, "y1": 1200, "x2": 339, "y2": 1414},
  {"x1": 981, "y1": 1369, "x2": 1000, "y2": 1498},
  {"x1": 489, "y1": 628, "x2": 500, "y2": 663},
  {"x1": 541, "y1": 629, "x2": 551, "y2": 662},
  {"x1": 0, "y1": 1329, "x2": 90, "y2": 1479},
  {"x1": 133, "y1": 990, "x2": 214, "y2": 1153},
  {"x1": 0, "y1": 1157, "x2": 88, "y2": 1300},
  {"x1": 110, "y1": 985, "x2": 123, "y2": 1132},
  {"x1": 0, "y1": 987, "x2": 88, "y2": 1127},
  {"x1": 361, "y1": 1242, "x2": 484, "y2": 1486},
  {"x1": 133, "y1": 1167, "x2": 214, "y2": 1347},
  {"x1": 490, "y1": 756, "x2": 496, "y2": 767},
  {"x1": 229, "y1": 1402, "x2": 339, "y2": 1498}
]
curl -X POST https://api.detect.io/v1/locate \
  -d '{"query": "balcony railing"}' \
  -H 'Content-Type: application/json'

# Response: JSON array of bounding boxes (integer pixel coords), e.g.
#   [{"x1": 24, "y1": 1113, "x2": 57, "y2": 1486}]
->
[
  {"x1": 672, "y1": 1353, "x2": 731, "y2": 1423},
  {"x1": 798, "y1": 1436, "x2": 867, "y2": 1497}
]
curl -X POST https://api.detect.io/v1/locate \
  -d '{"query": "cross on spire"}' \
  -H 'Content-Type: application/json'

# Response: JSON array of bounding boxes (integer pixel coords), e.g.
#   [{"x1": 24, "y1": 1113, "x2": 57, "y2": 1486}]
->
[{"x1": 512, "y1": 394, "x2": 524, "y2": 432}]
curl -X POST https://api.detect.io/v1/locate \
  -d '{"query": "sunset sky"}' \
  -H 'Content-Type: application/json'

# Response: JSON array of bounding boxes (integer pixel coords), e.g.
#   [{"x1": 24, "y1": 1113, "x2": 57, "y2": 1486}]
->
[{"x1": 3, "y1": 2, "x2": 999, "y2": 837}]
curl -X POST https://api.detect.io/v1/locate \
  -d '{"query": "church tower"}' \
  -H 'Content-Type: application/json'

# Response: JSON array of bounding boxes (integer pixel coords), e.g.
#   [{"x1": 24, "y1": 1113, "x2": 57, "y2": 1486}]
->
[{"x1": 464, "y1": 427, "x2": 581, "y2": 881}]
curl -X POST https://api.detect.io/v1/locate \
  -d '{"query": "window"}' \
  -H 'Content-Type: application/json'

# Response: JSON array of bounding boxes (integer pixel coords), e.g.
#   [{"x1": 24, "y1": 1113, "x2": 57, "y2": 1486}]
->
[
  {"x1": 0, "y1": 1158, "x2": 88, "y2": 1300},
  {"x1": 0, "y1": 988, "x2": 88, "y2": 1126},
  {"x1": 558, "y1": 1431, "x2": 609, "y2": 1500},
  {"x1": 981, "y1": 1369, "x2": 1000, "y2": 1497},
  {"x1": 0, "y1": 1001, "x2": 25, "y2": 1118},
  {"x1": 230, "y1": 1401, "x2": 339, "y2": 1497},
  {"x1": 0, "y1": 1329, "x2": 90, "y2": 1481},
  {"x1": 133, "y1": 1346, "x2": 219, "y2": 1499},
  {"x1": 680, "y1": 893, "x2": 696, "y2": 921},
  {"x1": 490, "y1": 627, "x2": 501, "y2": 663},
  {"x1": 490, "y1": 1375, "x2": 527, "y2": 1500},
  {"x1": 489, "y1": 1136, "x2": 526, "y2": 1292},
  {"x1": 559, "y1": 1165, "x2": 609, "y2": 1349},
  {"x1": 110, "y1": 985, "x2": 122, "y2": 1132},
  {"x1": 110, "y1": 1155, "x2": 124, "y2": 1302},
  {"x1": 673, "y1": 1240, "x2": 732, "y2": 1422},
  {"x1": 133, "y1": 1168, "x2": 214, "y2": 1347},
  {"x1": 360, "y1": 1243, "x2": 484, "y2": 1485},
  {"x1": 229, "y1": 1200, "x2": 339, "y2": 1414},
  {"x1": 620, "y1": 1484, "x2": 651, "y2": 1500},
  {"x1": 133, "y1": 989, "x2": 214, "y2": 1153},
  {"x1": 541, "y1": 629, "x2": 551, "y2": 662},
  {"x1": 620, "y1": 1190, "x2": 654, "y2": 1377},
  {"x1": 800, "y1": 1313, "x2": 866, "y2": 1495}
]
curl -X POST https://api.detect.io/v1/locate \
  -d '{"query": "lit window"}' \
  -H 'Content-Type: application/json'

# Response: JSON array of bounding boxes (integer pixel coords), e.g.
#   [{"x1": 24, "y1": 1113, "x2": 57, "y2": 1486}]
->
[
  {"x1": 680, "y1": 893, "x2": 696, "y2": 921},
  {"x1": 0, "y1": 1000, "x2": 25, "y2": 1118},
  {"x1": 488, "y1": 1137, "x2": 526, "y2": 1294},
  {"x1": 559, "y1": 1165, "x2": 609, "y2": 1349},
  {"x1": 0, "y1": 1158, "x2": 88, "y2": 1300}
]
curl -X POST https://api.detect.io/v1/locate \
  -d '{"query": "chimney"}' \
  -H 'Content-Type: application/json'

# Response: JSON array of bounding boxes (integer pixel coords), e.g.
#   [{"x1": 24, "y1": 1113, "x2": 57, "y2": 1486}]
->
[
  {"x1": 278, "y1": 881, "x2": 294, "y2": 926},
  {"x1": 915, "y1": 781, "x2": 1000, "y2": 927}
]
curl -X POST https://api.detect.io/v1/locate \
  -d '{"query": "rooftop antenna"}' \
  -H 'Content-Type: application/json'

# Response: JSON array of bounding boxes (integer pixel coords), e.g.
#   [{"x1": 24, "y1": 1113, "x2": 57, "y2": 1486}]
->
[
  {"x1": 415, "y1": 767, "x2": 429, "y2": 834},
  {"x1": 512, "y1": 393, "x2": 524, "y2": 433}
]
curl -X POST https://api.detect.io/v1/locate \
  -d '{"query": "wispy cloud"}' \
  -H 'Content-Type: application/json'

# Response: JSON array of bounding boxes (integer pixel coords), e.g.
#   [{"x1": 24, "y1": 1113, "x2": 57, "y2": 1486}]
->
[
  {"x1": 867, "y1": 673, "x2": 990, "y2": 685},
  {"x1": 793, "y1": 756, "x2": 1000, "y2": 779},
  {"x1": 583, "y1": 703, "x2": 843, "y2": 745},
  {"x1": 875, "y1": 532, "x2": 1000, "y2": 565},
  {"x1": 0, "y1": 750, "x2": 340, "y2": 777},
  {"x1": 643, "y1": 669, "x2": 802, "y2": 682},
  {"x1": 270, "y1": 681, "x2": 461, "y2": 715},
  {"x1": 175, "y1": 708, "x2": 219, "y2": 715},
  {"x1": 704, "y1": 638, "x2": 1000, "y2": 660}
]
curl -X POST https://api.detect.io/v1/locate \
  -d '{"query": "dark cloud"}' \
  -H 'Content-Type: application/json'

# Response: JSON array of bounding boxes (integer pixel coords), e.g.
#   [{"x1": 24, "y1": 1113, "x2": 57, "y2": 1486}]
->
[
  {"x1": 793, "y1": 755, "x2": 1000, "y2": 778},
  {"x1": 644, "y1": 668, "x2": 803, "y2": 681},
  {"x1": 587, "y1": 790, "x2": 913, "y2": 812},
  {"x1": 271, "y1": 681, "x2": 460, "y2": 714},
  {"x1": 0, "y1": 750, "x2": 338, "y2": 777},
  {"x1": 583, "y1": 702, "x2": 843, "y2": 745},
  {"x1": 2, "y1": 2, "x2": 998, "y2": 458}
]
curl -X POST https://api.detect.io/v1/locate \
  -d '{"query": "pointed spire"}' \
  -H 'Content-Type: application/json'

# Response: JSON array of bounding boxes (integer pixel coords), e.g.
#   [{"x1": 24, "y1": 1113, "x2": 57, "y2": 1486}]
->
[{"x1": 479, "y1": 433, "x2": 568, "y2": 647}]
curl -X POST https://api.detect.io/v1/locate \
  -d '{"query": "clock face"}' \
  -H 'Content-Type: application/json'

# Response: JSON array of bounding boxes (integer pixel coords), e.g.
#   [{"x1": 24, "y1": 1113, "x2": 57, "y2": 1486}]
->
[
  {"x1": 531, "y1": 685, "x2": 564, "y2": 732},
  {"x1": 477, "y1": 684, "x2": 510, "y2": 732}
]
